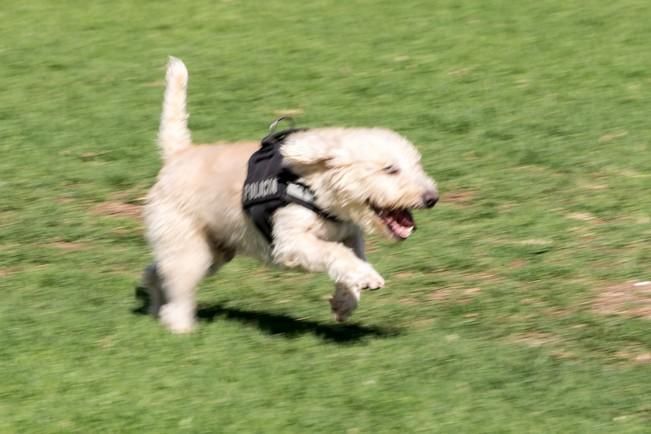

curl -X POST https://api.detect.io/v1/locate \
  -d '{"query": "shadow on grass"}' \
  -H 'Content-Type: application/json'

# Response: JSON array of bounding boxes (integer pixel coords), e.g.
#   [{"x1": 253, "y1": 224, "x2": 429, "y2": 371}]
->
[
  {"x1": 197, "y1": 303, "x2": 401, "y2": 344},
  {"x1": 133, "y1": 286, "x2": 400, "y2": 344}
]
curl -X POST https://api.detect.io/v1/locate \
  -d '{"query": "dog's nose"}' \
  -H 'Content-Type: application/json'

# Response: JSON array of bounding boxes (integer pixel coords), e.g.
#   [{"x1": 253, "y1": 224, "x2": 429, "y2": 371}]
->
[{"x1": 422, "y1": 191, "x2": 439, "y2": 208}]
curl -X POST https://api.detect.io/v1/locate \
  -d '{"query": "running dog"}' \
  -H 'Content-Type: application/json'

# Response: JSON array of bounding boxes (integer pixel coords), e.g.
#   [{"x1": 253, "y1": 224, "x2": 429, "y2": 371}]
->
[{"x1": 140, "y1": 57, "x2": 438, "y2": 333}]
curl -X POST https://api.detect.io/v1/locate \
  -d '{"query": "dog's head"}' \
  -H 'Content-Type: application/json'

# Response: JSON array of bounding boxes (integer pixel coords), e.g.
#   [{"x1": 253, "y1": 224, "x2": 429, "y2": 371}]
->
[{"x1": 282, "y1": 128, "x2": 438, "y2": 240}]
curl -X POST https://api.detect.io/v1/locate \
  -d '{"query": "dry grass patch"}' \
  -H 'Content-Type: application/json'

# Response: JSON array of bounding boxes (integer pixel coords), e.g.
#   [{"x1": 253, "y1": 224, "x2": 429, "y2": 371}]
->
[
  {"x1": 428, "y1": 286, "x2": 482, "y2": 304},
  {"x1": 509, "y1": 331, "x2": 558, "y2": 348},
  {"x1": 566, "y1": 212, "x2": 604, "y2": 224},
  {"x1": 91, "y1": 201, "x2": 142, "y2": 220},
  {"x1": 593, "y1": 281, "x2": 651, "y2": 320},
  {"x1": 443, "y1": 190, "x2": 475, "y2": 206},
  {"x1": 615, "y1": 347, "x2": 651, "y2": 365}
]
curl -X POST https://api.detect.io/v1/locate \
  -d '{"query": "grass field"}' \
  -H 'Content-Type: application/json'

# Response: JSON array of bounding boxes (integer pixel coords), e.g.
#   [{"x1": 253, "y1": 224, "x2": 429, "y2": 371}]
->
[{"x1": 1, "y1": 0, "x2": 651, "y2": 432}]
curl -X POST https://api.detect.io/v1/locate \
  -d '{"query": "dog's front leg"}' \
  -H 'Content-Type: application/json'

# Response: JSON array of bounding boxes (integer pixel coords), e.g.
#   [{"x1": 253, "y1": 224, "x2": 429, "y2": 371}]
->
[
  {"x1": 343, "y1": 227, "x2": 366, "y2": 261},
  {"x1": 273, "y1": 229, "x2": 383, "y2": 322},
  {"x1": 273, "y1": 234, "x2": 383, "y2": 286}
]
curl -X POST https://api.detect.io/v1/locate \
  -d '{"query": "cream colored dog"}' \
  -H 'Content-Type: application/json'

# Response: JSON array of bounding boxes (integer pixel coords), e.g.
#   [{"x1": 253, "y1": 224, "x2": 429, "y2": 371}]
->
[{"x1": 141, "y1": 57, "x2": 438, "y2": 333}]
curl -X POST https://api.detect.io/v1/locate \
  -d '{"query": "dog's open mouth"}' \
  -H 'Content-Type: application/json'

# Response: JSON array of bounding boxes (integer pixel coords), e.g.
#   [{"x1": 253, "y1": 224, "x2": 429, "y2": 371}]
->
[{"x1": 371, "y1": 205, "x2": 415, "y2": 240}]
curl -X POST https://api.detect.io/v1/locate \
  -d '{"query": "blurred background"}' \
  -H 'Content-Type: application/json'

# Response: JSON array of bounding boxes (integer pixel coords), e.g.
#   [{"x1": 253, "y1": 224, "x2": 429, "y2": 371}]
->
[{"x1": 1, "y1": 1, "x2": 650, "y2": 432}]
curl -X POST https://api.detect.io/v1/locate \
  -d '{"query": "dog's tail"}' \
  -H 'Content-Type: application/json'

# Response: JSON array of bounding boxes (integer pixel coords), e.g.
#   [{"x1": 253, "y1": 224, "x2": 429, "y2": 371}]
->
[{"x1": 158, "y1": 56, "x2": 192, "y2": 161}]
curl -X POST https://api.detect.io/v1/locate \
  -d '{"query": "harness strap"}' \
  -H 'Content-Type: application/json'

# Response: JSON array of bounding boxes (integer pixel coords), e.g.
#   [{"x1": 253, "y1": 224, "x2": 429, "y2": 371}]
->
[
  {"x1": 285, "y1": 181, "x2": 339, "y2": 222},
  {"x1": 242, "y1": 127, "x2": 338, "y2": 244}
]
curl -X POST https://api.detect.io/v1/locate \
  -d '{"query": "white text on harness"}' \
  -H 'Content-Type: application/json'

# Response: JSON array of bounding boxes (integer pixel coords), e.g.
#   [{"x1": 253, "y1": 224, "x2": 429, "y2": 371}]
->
[{"x1": 243, "y1": 178, "x2": 278, "y2": 202}]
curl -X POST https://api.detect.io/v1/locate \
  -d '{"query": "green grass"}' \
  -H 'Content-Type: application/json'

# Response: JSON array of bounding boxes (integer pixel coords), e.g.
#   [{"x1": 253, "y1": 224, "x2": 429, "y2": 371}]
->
[{"x1": 1, "y1": 0, "x2": 651, "y2": 432}]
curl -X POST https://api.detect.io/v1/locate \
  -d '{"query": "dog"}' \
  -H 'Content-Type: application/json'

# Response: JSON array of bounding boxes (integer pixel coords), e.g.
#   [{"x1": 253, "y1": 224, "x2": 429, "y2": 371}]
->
[{"x1": 140, "y1": 57, "x2": 438, "y2": 333}]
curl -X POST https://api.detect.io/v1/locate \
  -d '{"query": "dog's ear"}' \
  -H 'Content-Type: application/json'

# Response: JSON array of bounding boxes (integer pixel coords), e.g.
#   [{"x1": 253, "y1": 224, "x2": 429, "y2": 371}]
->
[{"x1": 281, "y1": 135, "x2": 348, "y2": 169}]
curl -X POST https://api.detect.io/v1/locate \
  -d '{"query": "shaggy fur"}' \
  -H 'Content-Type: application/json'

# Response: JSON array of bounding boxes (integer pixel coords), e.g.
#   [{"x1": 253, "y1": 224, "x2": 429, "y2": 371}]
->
[{"x1": 142, "y1": 57, "x2": 439, "y2": 333}]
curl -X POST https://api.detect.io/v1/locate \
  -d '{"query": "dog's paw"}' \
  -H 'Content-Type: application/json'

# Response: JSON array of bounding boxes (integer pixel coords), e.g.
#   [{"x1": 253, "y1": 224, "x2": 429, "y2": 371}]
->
[
  {"x1": 160, "y1": 303, "x2": 196, "y2": 334},
  {"x1": 329, "y1": 283, "x2": 360, "y2": 323},
  {"x1": 341, "y1": 263, "x2": 385, "y2": 292}
]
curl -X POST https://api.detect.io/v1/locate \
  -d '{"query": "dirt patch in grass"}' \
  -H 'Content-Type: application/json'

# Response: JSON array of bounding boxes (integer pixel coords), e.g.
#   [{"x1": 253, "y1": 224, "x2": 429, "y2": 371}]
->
[
  {"x1": 566, "y1": 212, "x2": 604, "y2": 224},
  {"x1": 92, "y1": 201, "x2": 142, "y2": 220},
  {"x1": 428, "y1": 286, "x2": 482, "y2": 304},
  {"x1": 509, "y1": 331, "x2": 558, "y2": 348},
  {"x1": 428, "y1": 288, "x2": 452, "y2": 302},
  {"x1": 598, "y1": 130, "x2": 628, "y2": 143},
  {"x1": 393, "y1": 271, "x2": 418, "y2": 280},
  {"x1": 592, "y1": 281, "x2": 651, "y2": 320},
  {"x1": 273, "y1": 108, "x2": 304, "y2": 117},
  {"x1": 444, "y1": 190, "x2": 475, "y2": 206},
  {"x1": 398, "y1": 297, "x2": 421, "y2": 306},
  {"x1": 615, "y1": 347, "x2": 651, "y2": 365},
  {"x1": 510, "y1": 259, "x2": 527, "y2": 269}
]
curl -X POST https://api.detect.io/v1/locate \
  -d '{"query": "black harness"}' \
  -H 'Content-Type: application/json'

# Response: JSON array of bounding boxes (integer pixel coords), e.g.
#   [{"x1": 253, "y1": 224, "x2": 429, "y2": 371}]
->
[{"x1": 242, "y1": 128, "x2": 338, "y2": 243}]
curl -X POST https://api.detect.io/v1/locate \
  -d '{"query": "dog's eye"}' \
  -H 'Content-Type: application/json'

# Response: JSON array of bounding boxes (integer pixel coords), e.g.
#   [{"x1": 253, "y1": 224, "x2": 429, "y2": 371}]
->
[{"x1": 383, "y1": 164, "x2": 400, "y2": 175}]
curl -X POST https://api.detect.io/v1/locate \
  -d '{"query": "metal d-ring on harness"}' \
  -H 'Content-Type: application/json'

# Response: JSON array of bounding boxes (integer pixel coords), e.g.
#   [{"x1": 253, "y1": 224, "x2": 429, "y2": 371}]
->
[
  {"x1": 241, "y1": 117, "x2": 339, "y2": 244},
  {"x1": 267, "y1": 116, "x2": 296, "y2": 133}
]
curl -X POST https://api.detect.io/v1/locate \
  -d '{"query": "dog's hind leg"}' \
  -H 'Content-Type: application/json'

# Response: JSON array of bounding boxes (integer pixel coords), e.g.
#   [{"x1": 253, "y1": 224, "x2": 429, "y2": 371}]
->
[
  {"x1": 136, "y1": 263, "x2": 166, "y2": 317},
  {"x1": 150, "y1": 220, "x2": 214, "y2": 334}
]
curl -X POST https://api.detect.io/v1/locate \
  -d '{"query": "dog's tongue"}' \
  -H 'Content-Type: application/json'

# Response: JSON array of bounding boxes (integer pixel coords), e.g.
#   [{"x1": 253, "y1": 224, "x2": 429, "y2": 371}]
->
[{"x1": 384, "y1": 209, "x2": 415, "y2": 239}]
